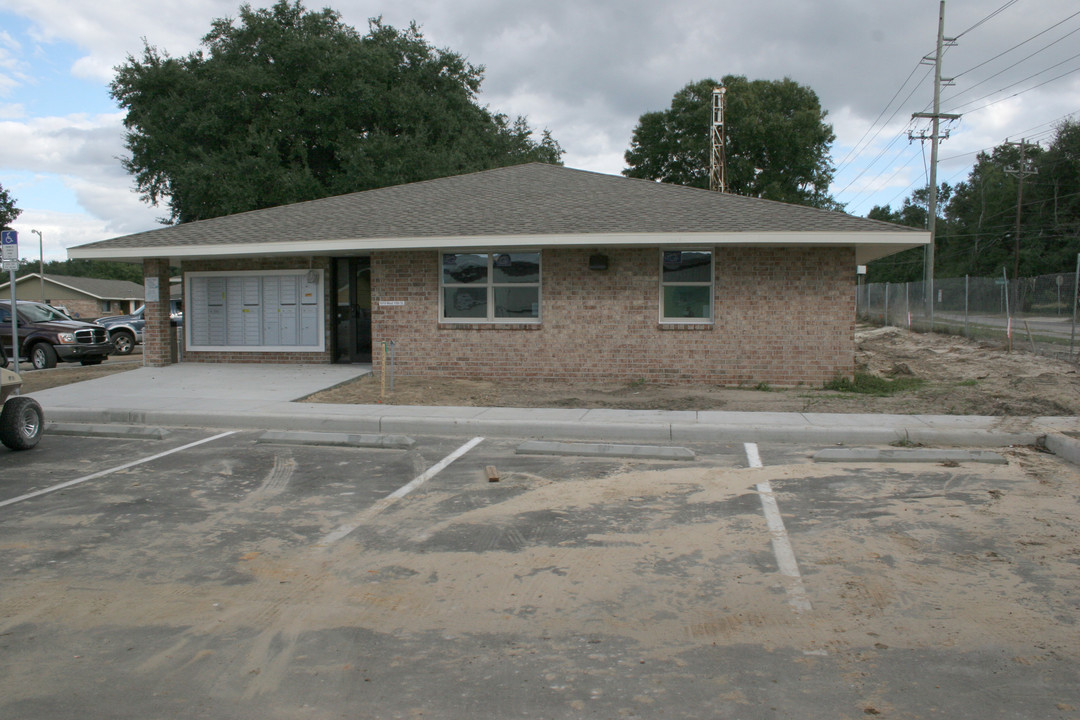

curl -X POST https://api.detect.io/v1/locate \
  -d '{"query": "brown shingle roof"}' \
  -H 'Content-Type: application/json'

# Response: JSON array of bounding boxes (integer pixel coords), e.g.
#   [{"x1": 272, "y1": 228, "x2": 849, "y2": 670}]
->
[
  {"x1": 73, "y1": 164, "x2": 918, "y2": 253},
  {"x1": 0, "y1": 273, "x2": 143, "y2": 299}
]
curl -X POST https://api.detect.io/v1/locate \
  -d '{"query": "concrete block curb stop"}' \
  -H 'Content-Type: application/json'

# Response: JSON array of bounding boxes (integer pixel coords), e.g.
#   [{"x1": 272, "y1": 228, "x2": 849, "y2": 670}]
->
[
  {"x1": 814, "y1": 448, "x2": 1008, "y2": 464},
  {"x1": 45, "y1": 422, "x2": 170, "y2": 440},
  {"x1": 256, "y1": 430, "x2": 414, "y2": 449},
  {"x1": 516, "y1": 440, "x2": 695, "y2": 460}
]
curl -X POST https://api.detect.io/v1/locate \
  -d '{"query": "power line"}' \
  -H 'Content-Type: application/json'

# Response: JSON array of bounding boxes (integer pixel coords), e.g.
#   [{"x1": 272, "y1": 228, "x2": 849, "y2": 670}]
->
[
  {"x1": 834, "y1": 4, "x2": 1080, "y2": 219},
  {"x1": 950, "y1": 8, "x2": 1080, "y2": 81},
  {"x1": 848, "y1": 65, "x2": 1080, "y2": 210},
  {"x1": 951, "y1": 60, "x2": 1080, "y2": 114},
  {"x1": 833, "y1": 61, "x2": 926, "y2": 175},
  {"x1": 835, "y1": 123, "x2": 916, "y2": 197},
  {"x1": 944, "y1": 25, "x2": 1080, "y2": 108},
  {"x1": 953, "y1": 0, "x2": 1021, "y2": 39},
  {"x1": 840, "y1": 141, "x2": 925, "y2": 213}
]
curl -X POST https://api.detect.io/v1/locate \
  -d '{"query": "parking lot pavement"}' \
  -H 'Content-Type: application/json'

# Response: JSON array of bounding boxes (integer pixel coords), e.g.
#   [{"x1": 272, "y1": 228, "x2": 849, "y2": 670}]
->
[{"x1": 1, "y1": 431, "x2": 1078, "y2": 719}]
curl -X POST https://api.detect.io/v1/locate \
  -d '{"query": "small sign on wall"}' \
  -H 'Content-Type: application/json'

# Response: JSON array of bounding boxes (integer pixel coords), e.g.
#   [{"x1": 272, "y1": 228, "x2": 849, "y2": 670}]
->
[
  {"x1": 145, "y1": 276, "x2": 160, "y2": 302},
  {"x1": 379, "y1": 300, "x2": 405, "y2": 307}
]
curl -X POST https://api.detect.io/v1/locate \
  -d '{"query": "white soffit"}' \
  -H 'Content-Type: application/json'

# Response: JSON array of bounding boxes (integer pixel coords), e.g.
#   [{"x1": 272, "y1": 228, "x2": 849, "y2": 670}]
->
[{"x1": 68, "y1": 231, "x2": 928, "y2": 263}]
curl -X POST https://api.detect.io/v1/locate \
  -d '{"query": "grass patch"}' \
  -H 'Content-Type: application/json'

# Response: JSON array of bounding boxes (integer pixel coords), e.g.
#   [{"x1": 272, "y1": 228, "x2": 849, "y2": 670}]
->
[
  {"x1": 956, "y1": 378, "x2": 979, "y2": 387},
  {"x1": 753, "y1": 382, "x2": 772, "y2": 392},
  {"x1": 823, "y1": 371, "x2": 925, "y2": 396}
]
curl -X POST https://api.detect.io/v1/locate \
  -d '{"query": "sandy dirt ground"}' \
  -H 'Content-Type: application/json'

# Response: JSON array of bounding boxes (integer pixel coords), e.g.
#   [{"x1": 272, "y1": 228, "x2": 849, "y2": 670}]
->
[
  {"x1": 2, "y1": 430, "x2": 1077, "y2": 718},
  {"x1": 14, "y1": 357, "x2": 137, "y2": 394},
  {"x1": 305, "y1": 326, "x2": 1080, "y2": 416}
]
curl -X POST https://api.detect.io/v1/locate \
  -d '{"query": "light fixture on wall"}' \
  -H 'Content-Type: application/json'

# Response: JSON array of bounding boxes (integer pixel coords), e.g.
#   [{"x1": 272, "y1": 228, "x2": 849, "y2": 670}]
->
[{"x1": 589, "y1": 254, "x2": 609, "y2": 271}]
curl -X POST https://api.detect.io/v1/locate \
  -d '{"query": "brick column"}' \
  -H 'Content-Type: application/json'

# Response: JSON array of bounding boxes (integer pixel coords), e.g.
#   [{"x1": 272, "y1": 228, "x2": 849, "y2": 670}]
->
[{"x1": 142, "y1": 258, "x2": 173, "y2": 366}]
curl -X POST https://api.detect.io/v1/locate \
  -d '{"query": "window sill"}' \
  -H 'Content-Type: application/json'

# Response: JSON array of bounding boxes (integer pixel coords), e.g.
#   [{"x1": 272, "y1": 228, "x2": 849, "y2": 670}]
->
[
  {"x1": 657, "y1": 322, "x2": 714, "y2": 331},
  {"x1": 439, "y1": 322, "x2": 543, "y2": 331}
]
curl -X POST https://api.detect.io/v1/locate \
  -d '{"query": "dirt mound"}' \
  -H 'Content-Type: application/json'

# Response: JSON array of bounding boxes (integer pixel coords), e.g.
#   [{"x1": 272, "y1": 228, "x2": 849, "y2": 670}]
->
[{"x1": 303, "y1": 326, "x2": 1080, "y2": 417}]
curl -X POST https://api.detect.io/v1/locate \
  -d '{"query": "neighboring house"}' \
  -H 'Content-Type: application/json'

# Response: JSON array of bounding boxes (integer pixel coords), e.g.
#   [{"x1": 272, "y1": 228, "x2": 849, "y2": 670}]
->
[
  {"x1": 0, "y1": 273, "x2": 144, "y2": 319},
  {"x1": 68, "y1": 164, "x2": 926, "y2": 386}
]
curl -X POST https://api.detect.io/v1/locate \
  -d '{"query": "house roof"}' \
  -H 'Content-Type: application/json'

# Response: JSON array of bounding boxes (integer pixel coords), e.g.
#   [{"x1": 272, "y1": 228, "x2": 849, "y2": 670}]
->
[
  {"x1": 69, "y1": 163, "x2": 926, "y2": 265},
  {"x1": 0, "y1": 273, "x2": 144, "y2": 300}
]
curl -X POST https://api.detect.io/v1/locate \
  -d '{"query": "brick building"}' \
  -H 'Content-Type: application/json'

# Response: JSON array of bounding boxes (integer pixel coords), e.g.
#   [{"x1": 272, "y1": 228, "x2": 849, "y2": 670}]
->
[
  {"x1": 0, "y1": 274, "x2": 144, "y2": 319},
  {"x1": 69, "y1": 164, "x2": 926, "y2": 386}
]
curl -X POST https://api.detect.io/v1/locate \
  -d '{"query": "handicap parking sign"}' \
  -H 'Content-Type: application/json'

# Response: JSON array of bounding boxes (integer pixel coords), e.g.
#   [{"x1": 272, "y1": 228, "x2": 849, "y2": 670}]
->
[{"x1": 1, "y1": 230, "x2": 17, "y2": 262}]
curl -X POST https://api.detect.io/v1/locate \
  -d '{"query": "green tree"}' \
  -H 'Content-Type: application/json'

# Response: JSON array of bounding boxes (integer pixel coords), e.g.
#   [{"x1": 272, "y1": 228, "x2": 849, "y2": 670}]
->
[
  {"x1": 867, "y1": 120, "x2": 1080, "y2": 295},
  {"x1": 623, "y1": 76, "x2": 838, "y2": 209},
  {"x1": 1028, "y1": 119, "x2": 1080, "y2": 272},
  {"x1": 0, "y1": 182, "x2": 20, "y2": 230},
  {"x1": 111, "y1": 1, "x2": 563, "y2": 224},
  {"x1": 941, "y1": 146, "x2": 1024, "y2": 278},
  {"x1": 15, "y1": 260, "x2": 145, "y2": 284}
]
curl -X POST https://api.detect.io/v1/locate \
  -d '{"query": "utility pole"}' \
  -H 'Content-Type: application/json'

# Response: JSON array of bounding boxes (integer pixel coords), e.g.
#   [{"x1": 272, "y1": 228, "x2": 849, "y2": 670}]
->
[
  {"x1": 1005, "y1": 138, "x2": 1038, "y2": 309},
  {"x1": 709, "y1": 86, "x2": 727, "y2": 193},
  {"x1": 30, "y1": 229, "x2": 44, "y2": 303},
  {"x1": 911, "y1": 0, "x2": 959, "y2": 328}
]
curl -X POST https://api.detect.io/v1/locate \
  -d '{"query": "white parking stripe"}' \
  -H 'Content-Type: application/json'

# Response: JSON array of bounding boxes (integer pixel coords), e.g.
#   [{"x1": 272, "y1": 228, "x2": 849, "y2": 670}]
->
[
  {"x1": 744, "y1": 442, "x2": 813, "y2": 614},
  {"x1": 321, "y1": 436, "x2": 485, "y2": 546},
  {"x1": 0, "y1": 431, "x2": 238, "y2": 509}
]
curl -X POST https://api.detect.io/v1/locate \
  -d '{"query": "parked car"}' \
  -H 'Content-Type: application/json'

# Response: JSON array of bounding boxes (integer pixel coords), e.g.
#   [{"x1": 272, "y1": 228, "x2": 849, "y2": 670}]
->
[
  {"x1": 95, "y1": 301, "x2": 183, "y2": 356},
  {"x1": 0, "y1": 300, "x2": 113, "y2": 369},
  {"x1": 95, "y1": 307, "x2": 142, "y2": 355},
  {"x1": 0, "y1": 367, "x2": 43, "y2": 450}
]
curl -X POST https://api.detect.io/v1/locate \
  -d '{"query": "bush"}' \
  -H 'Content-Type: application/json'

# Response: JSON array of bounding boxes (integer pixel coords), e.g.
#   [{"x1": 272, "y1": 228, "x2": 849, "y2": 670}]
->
[{"x1": 823, "y1": 372, "x2": 924, "y2": 396}]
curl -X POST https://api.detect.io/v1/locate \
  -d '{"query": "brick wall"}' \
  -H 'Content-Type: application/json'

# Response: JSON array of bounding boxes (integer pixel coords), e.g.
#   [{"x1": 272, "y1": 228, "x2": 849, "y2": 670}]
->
[
  {"x1": 142, "y1": 258, "x2": 173, "y2": 366},
  {"x1": 168, "y1": 248, "x2": 855, "y2": 384},
  {"x1": 48, "y1": 299, "x2": 99, "y2": 320},
  {"x1": 371, "y1": 247, "x2": 855, "y2": 387}
]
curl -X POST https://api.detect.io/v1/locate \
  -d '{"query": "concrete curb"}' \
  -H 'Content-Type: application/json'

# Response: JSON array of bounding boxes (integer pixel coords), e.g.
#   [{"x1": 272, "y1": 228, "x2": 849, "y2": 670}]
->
[
  {"x1": 1043, "y1": 433, "x2": 1080, "y2": 465},
  {"x1": 42, "y1": 406, "x2": 1047, "y2": 449}
]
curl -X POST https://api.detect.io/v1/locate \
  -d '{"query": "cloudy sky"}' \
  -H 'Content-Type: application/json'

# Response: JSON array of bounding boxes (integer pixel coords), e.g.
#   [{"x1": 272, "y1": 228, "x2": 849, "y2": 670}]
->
[{"x1": 1, "y1": 0, "x2": 1078, "y2": 261}]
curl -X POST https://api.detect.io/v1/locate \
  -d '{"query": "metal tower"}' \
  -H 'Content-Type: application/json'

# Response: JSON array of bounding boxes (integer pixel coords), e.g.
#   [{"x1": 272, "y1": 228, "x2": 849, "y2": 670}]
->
[{"x1": 709, "y1": 86, "x2": 726, "y2": 193}]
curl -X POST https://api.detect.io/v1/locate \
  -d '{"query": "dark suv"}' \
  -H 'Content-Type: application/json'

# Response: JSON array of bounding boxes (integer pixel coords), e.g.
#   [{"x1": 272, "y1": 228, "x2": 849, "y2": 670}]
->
[{"x1": 0, "y1": 301, "x2": 113, "y2": 369}]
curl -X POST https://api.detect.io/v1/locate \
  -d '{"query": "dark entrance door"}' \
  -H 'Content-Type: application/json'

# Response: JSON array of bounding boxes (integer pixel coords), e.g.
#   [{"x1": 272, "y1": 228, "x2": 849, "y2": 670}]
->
[{"x1": 333, "y1": 257, "x2": 372, "y2": 363}]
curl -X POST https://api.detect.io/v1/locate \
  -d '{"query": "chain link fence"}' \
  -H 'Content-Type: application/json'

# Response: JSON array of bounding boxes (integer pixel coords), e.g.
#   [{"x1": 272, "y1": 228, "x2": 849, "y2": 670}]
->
[{"x1": 857, "y1": 269, "x2": 1080, "y2": 361}]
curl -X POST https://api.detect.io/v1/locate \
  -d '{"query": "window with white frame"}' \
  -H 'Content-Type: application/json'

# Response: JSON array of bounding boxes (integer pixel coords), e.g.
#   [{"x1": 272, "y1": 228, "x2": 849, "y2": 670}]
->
[
  {"x1": 660, "y1": 250, "x2": 713, "y2": 322},
  {"x1": 441, "y1": 251, "x2": 541, "y2": 322}
]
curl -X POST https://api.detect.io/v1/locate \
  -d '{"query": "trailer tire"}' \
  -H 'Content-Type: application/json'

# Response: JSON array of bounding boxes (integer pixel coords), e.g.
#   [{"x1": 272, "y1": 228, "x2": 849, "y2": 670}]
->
[{"x1": 0, "y1": 396, "x2": 44, "y2": 450}]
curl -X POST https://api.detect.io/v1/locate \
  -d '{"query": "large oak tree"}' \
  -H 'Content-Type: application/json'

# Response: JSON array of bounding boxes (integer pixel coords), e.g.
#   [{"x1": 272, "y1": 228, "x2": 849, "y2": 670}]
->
[
  {"x1": 111, "y1": 1, "x2": 563, "y2": 224},
  {"x1": 623, "y1": 76, "x2": 838, "y2": 210}
]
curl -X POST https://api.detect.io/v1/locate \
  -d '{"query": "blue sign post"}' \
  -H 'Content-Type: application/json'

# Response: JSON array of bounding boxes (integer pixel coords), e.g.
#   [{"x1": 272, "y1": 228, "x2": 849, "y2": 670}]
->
[{"x1": 2, "y1": 230, "x2": 19, "y2": 373}]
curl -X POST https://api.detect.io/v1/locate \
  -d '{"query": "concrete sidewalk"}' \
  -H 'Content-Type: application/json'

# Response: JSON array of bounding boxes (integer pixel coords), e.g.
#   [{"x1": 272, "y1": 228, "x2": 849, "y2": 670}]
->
[{"x1": 26, "y1": 363, "x2": 1080, "y2": 449}]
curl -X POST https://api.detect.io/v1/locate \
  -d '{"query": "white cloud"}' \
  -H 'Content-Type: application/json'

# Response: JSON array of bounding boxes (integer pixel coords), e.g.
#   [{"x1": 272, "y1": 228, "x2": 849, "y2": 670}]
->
[
  {"x1": 0, "y1": 101, "x2": 25, "y2": 119},
  {"x1": 0, "y1": 111, "x2": 129, "y2": 174},
  {"x1": 7, "y1": 0, "x2": 233, "y2": 81},
  {"x1": 6, "y1": 209, "x2": 120, "y2": 262},
  {"x1": 2, "y1": 0, "x2": 1079, "y2": 234},
  {"x1": 1, "y1": 110, "x2": 162, "y2": 241},
  {"x1": 0, "y1": 28, "x2": 29, "y2": 96},
  {"x1": 66, "y1": 175, "x2": 162, "y2": 236}
]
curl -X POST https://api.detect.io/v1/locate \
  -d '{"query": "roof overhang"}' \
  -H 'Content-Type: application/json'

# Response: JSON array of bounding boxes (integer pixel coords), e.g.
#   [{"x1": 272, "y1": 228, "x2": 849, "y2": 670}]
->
[{"x1": 68, "y1": 230, "x2": 928, "y2": 267}]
